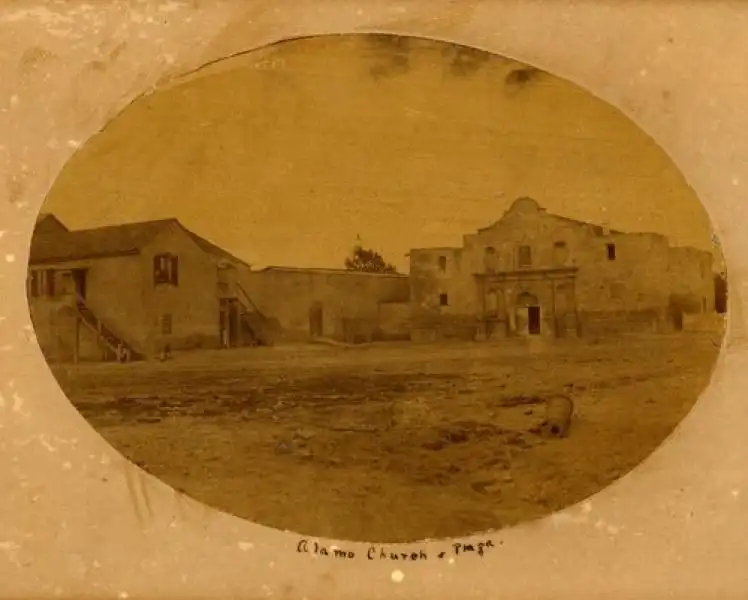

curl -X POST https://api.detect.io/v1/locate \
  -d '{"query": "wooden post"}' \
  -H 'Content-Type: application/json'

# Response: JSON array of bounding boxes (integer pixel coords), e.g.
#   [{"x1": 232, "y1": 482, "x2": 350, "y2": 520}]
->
[
  {"x1": 499, "y1": 282, "x2": 508, "y2": 336},
  {"x1": 96, "y1": 321, "x2": 104, "y2": 360},
  {"x1": 572, "y1": 276, "x2": 582, "y2": 337},
  {"x1": 506, "y1": 282, "x2": 516, "y2": 337},
  {"x1": 219, "y1": 303, "x2": 226, "y2": 349},
  {"x1": 223, "y1": 305, "x2": 229, "y2": 348},
  {"x1": 550, "y1": 277, "x2": 558, "y2": 338},
  {"x1": 73, "y1": 315, "x2": 80, "y2": 365},
  {"x1": 477, "y1": 276, "x2": 487, "y2": 341},
  {"x1": 234, "y1": 301, "x2": 243, "y2": 347}
]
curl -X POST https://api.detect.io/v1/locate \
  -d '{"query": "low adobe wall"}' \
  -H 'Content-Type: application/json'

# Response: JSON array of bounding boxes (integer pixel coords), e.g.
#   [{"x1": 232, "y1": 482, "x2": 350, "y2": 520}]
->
[{"x1": 238, "y1": 268, "x2": 410, "y2": 342}]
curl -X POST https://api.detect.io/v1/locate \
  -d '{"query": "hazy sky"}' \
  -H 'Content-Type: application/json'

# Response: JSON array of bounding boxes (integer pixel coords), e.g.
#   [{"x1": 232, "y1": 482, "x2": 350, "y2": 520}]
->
[{"x1": 42, "y1": 35, "x2": 720, "y2": 272}]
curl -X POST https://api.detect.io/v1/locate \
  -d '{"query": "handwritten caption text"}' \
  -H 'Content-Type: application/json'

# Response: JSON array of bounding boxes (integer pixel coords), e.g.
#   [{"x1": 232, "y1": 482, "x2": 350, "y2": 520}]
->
[{"x1": 296, "y1": 539, "x2": 498, "y2": 561}]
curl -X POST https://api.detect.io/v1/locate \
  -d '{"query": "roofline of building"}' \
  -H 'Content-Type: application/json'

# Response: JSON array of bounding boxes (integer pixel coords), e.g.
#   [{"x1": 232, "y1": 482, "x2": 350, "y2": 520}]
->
[
  {"x1": 407, "y1": 247, "x2": 462, "y2": 253},
  {"x1": 410, "y1": 199, "x2": 714, "y2": 256},
  {"x1": 30, "y1": 216, "x2": 253, "y2": 268},
  {"x1": 474, "y1": 266, "x2": 580, "y2": 278},
  {"x1": 472, "y1": 197, "x2": 672, "y2": 240},
  {"x1": 29, "y1": 249, "x2": 140, "y2": 266},
  {"x1": 255, "y1": 266, "x2": 407, "y2": 277},
  {"x1": 34, "y1": 212, "x2": 69, "y2": 230},
  {"x1": 176, "y1": 223, "x2": 252, "y2": 268}
]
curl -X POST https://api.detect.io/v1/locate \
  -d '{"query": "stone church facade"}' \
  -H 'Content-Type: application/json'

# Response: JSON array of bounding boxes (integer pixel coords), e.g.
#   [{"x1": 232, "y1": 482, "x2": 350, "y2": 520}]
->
[{"x1": 408, "y1": 197, "x2": 715, "y2": 341}]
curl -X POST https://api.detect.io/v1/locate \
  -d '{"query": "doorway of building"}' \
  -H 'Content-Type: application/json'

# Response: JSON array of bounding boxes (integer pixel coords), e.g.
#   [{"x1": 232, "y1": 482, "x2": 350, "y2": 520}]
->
[
  {"x1": 219, "y1": 298, "x2": 244, "y2": 348},
  {"x1": 219, "y1": 300, "x2": 229, "y2": 348},
  {"x1": 71, "y1": 269, "x2": 87, "y2": 304},
  {"x1": 227, "y1": 300, "x2": 242, "y2": 346},
  {"x1": 516, "y1": 292, "x2": 541, "y2": 336},
  {"x1": 527, "y1": 305, "x2": 541, "y2": 335},
  {"x1": 309, "y1": 302, "x2": 324, "y2": 337},
  {"x1": 672, "y1": 309, "x2": 684, "y2": 332}
]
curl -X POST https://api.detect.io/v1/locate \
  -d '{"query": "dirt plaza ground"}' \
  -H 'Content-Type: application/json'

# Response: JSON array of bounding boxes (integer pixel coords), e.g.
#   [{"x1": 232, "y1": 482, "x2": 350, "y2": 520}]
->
[{"x1": 50, "y1": 331, "x2": 723, "y2": 543}]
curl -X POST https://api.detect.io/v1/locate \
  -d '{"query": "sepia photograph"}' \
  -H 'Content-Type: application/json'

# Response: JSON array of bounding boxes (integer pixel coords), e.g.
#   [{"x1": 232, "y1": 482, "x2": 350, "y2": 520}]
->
[{"x1": 26, "y1": 34, "x2": 727, "y2": 544}]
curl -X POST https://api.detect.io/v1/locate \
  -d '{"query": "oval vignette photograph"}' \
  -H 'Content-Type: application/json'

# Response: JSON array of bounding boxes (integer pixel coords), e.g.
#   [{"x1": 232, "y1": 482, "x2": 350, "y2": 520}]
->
[{"x1": 28, "y1": 34, "x2": 727, "y2": 544}]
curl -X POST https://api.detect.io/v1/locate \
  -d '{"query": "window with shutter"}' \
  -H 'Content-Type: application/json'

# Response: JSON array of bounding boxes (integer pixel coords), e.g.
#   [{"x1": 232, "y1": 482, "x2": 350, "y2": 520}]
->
[
  {"x1": 154, "y1": 255, "x2": 163, "y2": 285},
  {"x1": 153, "y1": 253, "x2": 176, "y2": 286}
]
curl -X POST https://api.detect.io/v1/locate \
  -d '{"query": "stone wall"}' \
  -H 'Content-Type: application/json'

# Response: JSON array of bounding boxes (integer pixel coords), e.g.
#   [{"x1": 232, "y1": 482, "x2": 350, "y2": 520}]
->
[
  {"x1": 376, "y1": 301, "x2": 411, "y2": 340},
  {"x1": 238, "y1": 267, "x2": 410, "y2": 342}
]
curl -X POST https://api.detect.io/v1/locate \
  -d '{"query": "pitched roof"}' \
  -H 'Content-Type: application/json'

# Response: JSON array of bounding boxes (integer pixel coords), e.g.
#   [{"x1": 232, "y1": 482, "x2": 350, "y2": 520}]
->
[
  {"x1": 183, "y1": 229, "x2": 250, "y2": 267},
  {"x1": 30, "y1": 219, "x2": 170, "y2": 264},
  {"x1": 34, "y1": 213, "x2": 69, "y2": 233},
  {"x1": 29, "y1": 217, "x2": 249, "y2": 267}
]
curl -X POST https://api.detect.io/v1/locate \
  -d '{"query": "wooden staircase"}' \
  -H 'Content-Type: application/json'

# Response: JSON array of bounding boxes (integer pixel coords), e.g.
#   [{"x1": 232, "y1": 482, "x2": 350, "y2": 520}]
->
[
  {"x1": 235, "y1": 284, "x2": 281, "y2": 346},
  {"x1": 75, "y1": 294, "x2": 143, "y2": 362}
]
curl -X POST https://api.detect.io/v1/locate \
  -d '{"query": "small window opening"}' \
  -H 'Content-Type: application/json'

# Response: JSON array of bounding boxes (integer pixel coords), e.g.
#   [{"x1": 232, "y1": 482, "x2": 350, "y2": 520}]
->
[
  {"x1": 439, "y1": 293, "x2": 449, "y2": 306},
  {"x1": 154, "y1": 253, "x2": 179, "y2": 286},
  {"x1": 554, "y1": 241, "x2": 567, "y2": 249},
  {"x1": 438, "y1": 255, "x2": 447, "y2": 271},
  {"x1": 518, "y1": 245, "x2": 532, "y2": 267},
  {"x1": 606, "y1": 243, "x2": 616, "y2": 261},
  {"x1": 484, "y1": 246, "x2": 497, "y2": 272}
]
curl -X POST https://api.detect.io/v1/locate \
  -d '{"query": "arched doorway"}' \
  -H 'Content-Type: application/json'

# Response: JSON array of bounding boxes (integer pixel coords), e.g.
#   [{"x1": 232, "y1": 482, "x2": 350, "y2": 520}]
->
[{"x1": 516, "y1": 292, "x2": 541, "y2": 335}]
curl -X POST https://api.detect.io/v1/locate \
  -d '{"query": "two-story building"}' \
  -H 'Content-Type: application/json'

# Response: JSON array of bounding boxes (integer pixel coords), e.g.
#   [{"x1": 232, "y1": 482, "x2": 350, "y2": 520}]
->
[
  {"x1": 408, "y1": 196, "x2": 715, "y2": 341},
  {"x1": 27, "y1": 215, "x2": 274, "y2": 363}
]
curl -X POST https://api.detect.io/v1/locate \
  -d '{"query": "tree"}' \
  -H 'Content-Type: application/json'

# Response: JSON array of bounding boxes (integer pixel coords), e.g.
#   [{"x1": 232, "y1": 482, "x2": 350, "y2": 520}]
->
[{"x1": 344, "y1": 243, "x2": 398, "y2": 274}]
